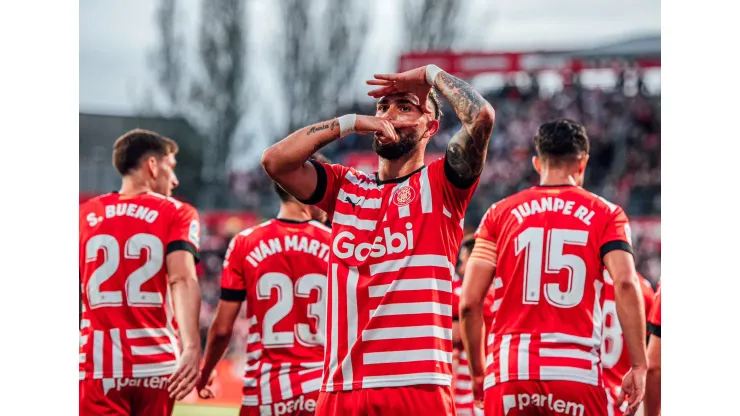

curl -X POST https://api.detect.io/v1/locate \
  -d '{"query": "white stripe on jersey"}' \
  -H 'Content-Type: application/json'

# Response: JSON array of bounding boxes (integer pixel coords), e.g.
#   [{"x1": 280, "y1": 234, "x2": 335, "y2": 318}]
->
[
  {"x1": 456, "y1": 380, "x2": 473, "y2": 390},
  {"x1": 484, "y1": 373, "x2": 495, "y2": 388},
  {"x1": 372, "y1": 302, "x2": 452, "y2": 317},
  {"x1": 80, "y1": 319, "x2": 90, "y2": 329},
  {"x1": 242, "y1": 395, "x2": 259, "y2": 406},
  {"x1": 93, "y1": 330, "x2": 104, "y2": 376},
  {"x1": 309, "y1": 219, "x2": 333, "y2": 233},
  {"x1": 248, "y1": 316, "x2": 258, "y2": 326},
  {"x1": 332, "y1": 212, "x2": 377, "y2": 231},
  {"x1": 246, "y1": 350, "x2": 263, "y2": 361},
  {"x1": 79, "y1": 335, "x2": 88, "y2": 346},
  {"x1": 368, "y1": 278, "x2": 451, "y2": 298},
  {"x1": 369, "y1": 254, "x2": 453, "y2": 276},
  {"x1": 442, "y1": 206, "x2": 452, "y2": 218},
  {"x1": 132, "y1": 360, "x2": 177, "y2": 376},
  {"x1": 456, "y1": 394, "x2": 474, "y2": 404},
  {"x1": 362, "y1": 373, "x2": 451, "y2": 389},
  {"x1": 540, "y1": 348, "x2": 598, "y2": 362},
  {"x1": 494, "y1": 278, "x2": 503, "y2": 289},
  {"x1": 298, "y1": 366, "x2": 323, "y2": 376},
  {"x1": 260, "y1": 362, "x2": 273, "y2": 404},
  {"x1": 247, "y1": 333, "x2": 261, "y2": 344},
  {"x1": 243, "y1": 377, "x2": 257, "y2": 388},
  {"x1": 278, "y1": 363, "x2": 292, "y2": 400},
  {"x1": 301, "y1": 376, "x2": 322, "y2": 393},
  {"x1": 499, "y1": 334, "x2": 512, "y2": 383},
  {"x1": 110, "y1": 329, "x2": 123, "y2": 376},
  {"x1": 300, "y1": 361, "x2": 324, "y2": 368},
  {"x1": 518, "y1": 334, "x2": 531, "y2": 380},
  {"x1": 326, "y1": 264, "x2": 340, "y2": 392},
  {"x1": 131, "y1": 344, "x2": 175, "y2": 356},
  {"x1": 345, "y1": 171, "x2": 382, "y2": 190},
  {"x1": 540, "y1": 332, "x2": 599, "y2": 348},
  {"x1": 341, "y1": 267, "x2": 360, "y2": 390},
  {"x1": 457, "y1": 366, "x2": 470, "y2": 376},
  {"x1": 165, "y1": 286, "x2": 180, "y2": 362},
  {"x1": 363, "y1": 349, "x2": 451, "y2": 365},
  {"x1": 362, "y1": 325, "x2": 451, "y2": 341},
  {"x1": 493, "y1": 299, "x2": 502, "y2": 312},
  {"x1": 337, "y1": 189, "x2": 382, "y2": 209},
  {"x1": 79, "y1": 353, "x2": 86, "y2": 363},
  {"x1": 419, "y1": 167, "x2": 433, "y2": 213},
  {"x1": 126, "y1": 328, "x2": 170, "y2": 339},
  {"x1": 390, "y1": 178, "x2": 412, "y2": 218},
  {"x1": 539, "y1": 365, "x2": 599, "y2": 386}
]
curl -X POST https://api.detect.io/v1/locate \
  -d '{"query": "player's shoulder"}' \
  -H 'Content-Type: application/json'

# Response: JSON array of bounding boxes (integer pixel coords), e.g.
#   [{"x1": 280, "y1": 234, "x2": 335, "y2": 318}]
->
[
  {"x1": 573, "y1": 188, "x2": 625, "y2": 216},
  {"x1": 234, "y1": 219, "x2": 275, "y2": 242},
  {"x1": 308, "y1": 220, "x2": 332, "y2": 235},
  {"x1": 141, "y1": 192, "x2": 196, "y2": 213}
]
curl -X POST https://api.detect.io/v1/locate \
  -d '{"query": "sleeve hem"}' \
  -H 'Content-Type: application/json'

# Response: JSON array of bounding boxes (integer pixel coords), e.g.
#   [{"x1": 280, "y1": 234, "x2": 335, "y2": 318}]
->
[
  {"x1": 220, "y1": 288, "x2": 247, "y2": 302},
  {"x1": 647, "y1": 322, "x2": 661, "y2": 338},
  {"x1": 166, "y1": 240, "x2": 200, "y2": 264},
  {"x1": 297, "y1": 159, "x2": 328, "y2": 205},
  {"x1": 444, "y1": 154, "x2": 480, "y2": 190}
]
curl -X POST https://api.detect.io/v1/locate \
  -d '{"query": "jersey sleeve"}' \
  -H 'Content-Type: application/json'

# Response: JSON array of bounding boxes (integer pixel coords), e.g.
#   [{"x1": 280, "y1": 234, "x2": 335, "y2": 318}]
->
[
  {"x1": 599, "y1": 205, "x2": 634, "y2": 261},
  {"x1": 298, "y1": 160, "x2": 351, "y2": 218},
  {"x1": 471, "y1": 204, "x2": 499, "y2": 267},
  {"x1": 647, "y1": 283, "x2": 661, "y2": 338},
  {"x1": 428, "y1": 157, "x2": 480, "y2": 218},
  {"x1": 220, "y1": 234, "x2": 249, "y2": 302},
  {"x1": 166, "y1": 203, "x2": 201, "y2": 263}
]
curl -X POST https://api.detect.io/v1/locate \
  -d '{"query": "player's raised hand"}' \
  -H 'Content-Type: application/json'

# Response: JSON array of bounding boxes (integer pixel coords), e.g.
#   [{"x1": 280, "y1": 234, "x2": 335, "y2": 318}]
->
[
  {"x1": 168, "y1": 346, "x2": 201, "y2": 400},
  {"x1": 353, "y1": 115, "x2": 419, "y2": 143},
  {"x1": 618, "y1": 367, "x2": 647, "y2": 416},
  {"x1": 366, "y1": 66, "x2": 434, "y2": 114}
]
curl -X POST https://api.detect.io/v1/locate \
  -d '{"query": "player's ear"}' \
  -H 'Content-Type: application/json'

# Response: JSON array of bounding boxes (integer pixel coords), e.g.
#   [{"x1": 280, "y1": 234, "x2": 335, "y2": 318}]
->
[
  {"x1": 425, "y1": 118, "x2": 440, "y2": 138},
  {"x1": 578, "y1": 155, "x2": 589, "y2": 175},
  {"x1": 145, "y1": 156, "x2": 159, "y2": 177},
  {"x1": 532, "y1": 156, "x2": 542, "y2": 174}
]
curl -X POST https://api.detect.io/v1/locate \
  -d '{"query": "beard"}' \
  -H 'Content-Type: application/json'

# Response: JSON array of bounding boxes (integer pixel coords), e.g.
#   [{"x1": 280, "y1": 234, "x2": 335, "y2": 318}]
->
[{"x1": 373, "y1": 130, "x2": 419, "y2": 160}]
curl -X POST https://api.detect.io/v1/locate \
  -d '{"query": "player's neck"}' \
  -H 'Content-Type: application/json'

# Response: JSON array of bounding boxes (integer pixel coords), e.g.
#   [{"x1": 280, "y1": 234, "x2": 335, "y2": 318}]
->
[
  {"x1": 538, "y1": 170, "x2": 579, "y2": 187},
  {"x1": 376, "y1": 149, "x2": 425, "y2": 182},
  {"x1": 277, "y1": 201, "x2": 311, "y2": 222},
  {"x1": 119, "y1": 176, "x2": 152, "y2": 196}
]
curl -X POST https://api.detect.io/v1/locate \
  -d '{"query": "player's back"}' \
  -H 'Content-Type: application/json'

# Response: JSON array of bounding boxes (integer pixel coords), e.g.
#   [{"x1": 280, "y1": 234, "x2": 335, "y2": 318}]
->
[
  {"x1": 479, "y1": 185, "x2": 633, "y2": 388},
  {"x1": 222, "y1": 218, "x2": 331, "y2": 406},
  {"x1": 79, "y1": 192, "x2": 200, "y2": 379}
]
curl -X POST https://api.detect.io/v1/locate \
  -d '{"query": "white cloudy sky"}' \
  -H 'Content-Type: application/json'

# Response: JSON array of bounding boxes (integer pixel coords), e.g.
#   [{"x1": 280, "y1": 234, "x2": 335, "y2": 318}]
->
[
  {"x1": 80, "y1": 0, "x2": 659, "y2": 113},
  {"x1": 80, "y1": 0, "x2": 659, "y2": 169}
]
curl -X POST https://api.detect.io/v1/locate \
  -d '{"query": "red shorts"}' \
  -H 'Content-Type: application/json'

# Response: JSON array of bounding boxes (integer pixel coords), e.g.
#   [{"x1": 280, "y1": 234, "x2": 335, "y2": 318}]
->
[
  {"x1": 316, "y1": 385, "x2": 455, "y2": 416},
  {"x1": 240, "y1": 391, "x2": 320, "y2": 416},
  {"x1": 79, "y1": 376, "x2": 174, "y2": 416},
  {"x1": 484, "y1": 380, "x2": 607, "y2": 416}
]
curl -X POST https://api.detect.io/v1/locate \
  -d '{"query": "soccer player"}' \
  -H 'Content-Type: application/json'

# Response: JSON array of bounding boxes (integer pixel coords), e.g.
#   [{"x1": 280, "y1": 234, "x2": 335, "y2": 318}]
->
[
  {"x1": 644, "y1": 281, "x2": 661, "y2": 416},
  {"x1": 262, "y1": 64, "x2": 495, "y2": 415},
  {"x1": 195, "y1": 154, "x2": 333, "y2": 416},
  {"x1": 79, "y1": 129, "x2": 202, "y2": 416},
  {"x1": 451, "y1": 237, "x2": 496, "y2": 416},
  {"x1": 602, "y1": 270, "x2": 655, "y2": 414},
  {"x1": 460, "y1": 119, "x2": 648, "y2": 416}
]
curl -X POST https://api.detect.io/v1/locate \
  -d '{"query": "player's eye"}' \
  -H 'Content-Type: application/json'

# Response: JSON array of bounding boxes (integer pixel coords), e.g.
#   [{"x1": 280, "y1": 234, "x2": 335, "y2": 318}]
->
[
  {"x1": 400, "y1": 105, "x2": 411, "y2": 112},
  {"x1": 378, "y1": 105, "x2": 388, "y2": 112}
]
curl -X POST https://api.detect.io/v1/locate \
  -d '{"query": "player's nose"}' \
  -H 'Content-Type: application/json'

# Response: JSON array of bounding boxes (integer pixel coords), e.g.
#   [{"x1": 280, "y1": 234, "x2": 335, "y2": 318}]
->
[{"x1": 171, "y1": 175, "x2": 179, "y2": 189}]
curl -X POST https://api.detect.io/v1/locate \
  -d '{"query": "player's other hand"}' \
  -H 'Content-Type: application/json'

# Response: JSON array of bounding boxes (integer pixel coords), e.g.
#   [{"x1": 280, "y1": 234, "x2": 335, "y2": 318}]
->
[
  {"x1": 367, "y1": 66, "x2": 434, "y2": 114},
  {"x1": 196, "y1": 369, "x2": 218, "y2": 399},
  {"x1": 168, "y1": 346, "x2": 201, "y2": 400},
  {"x1": 618, "y1": 367, "x2": 647, "y2": 416},
  {"x1": 472, "y1": 374, "x2": 485, "y2": 409},
  {"x1": 354, "y1": 115, "x2": 418, "y2": 144}
]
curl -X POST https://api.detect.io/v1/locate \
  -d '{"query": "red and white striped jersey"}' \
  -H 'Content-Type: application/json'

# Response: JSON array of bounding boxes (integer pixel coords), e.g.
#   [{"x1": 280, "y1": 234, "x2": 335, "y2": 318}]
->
[
  {"x1": 301, "y1": 157, "x2": 478, "y2": 391},
  {"x1": 79, "y1": 192, "x2": 201, "y2": 379},
  {"x1": 474, "y1": 185, "x2": 633, "y2": 390},
  {"x1": 601, "y1": 270, "x2": 654, "y2": 406},
  {"x1": 451, "y1": 278, "x2": 499, "y2": 416},
  {"x1": 220, "y1": 219, "x2": 331, "y2": 406}
]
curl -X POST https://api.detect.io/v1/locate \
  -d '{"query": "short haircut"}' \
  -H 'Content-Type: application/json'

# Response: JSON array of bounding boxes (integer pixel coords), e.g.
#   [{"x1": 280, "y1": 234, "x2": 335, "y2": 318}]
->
[
  {"x1": 112, "y1": 129, "x2": 178, "y2": 176},
  {"x1": 428, "y1": 89, "x2": 443, "y2": 121},
  {"x1": 273, "y1": 152, "x2": 332, "y2": 202},
  {"x1": 534, "y1": 119, "x2": 589, "y2": 164}
]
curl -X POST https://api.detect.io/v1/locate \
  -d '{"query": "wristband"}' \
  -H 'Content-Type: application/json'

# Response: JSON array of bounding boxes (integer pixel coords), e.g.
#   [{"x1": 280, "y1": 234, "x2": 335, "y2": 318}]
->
[
  {"x1": 337, "y1": 114, "x2": 357, "y2": 138},
  {"x1": 425, "y1": 64, "x2": 444, "y2": 86}
]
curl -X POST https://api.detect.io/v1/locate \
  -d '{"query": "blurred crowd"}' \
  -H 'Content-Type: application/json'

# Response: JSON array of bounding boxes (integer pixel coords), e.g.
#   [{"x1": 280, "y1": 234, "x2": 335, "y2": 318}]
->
[{"x1": 201, "y1": 80, "x2": 661, "y2": 357}]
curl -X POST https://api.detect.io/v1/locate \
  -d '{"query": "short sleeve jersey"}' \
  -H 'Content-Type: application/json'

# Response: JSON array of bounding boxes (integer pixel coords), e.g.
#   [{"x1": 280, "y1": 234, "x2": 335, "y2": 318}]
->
[
  {"x1": 79, "y1": 192, "x2": 200, "y2": 379},
  {"x1": 474, "y1": 185, "x2": 633, "y2": 389}
]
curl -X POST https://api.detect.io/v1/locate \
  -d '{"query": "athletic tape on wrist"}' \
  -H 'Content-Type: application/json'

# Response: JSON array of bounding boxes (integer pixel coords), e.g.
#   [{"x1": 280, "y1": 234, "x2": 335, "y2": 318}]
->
[
  {"x1": 425, "y1": 64, "x2": 443, "y2": 86},
  {"x1": 337, "y1": 114, "x2": 357, "y2": 138}
]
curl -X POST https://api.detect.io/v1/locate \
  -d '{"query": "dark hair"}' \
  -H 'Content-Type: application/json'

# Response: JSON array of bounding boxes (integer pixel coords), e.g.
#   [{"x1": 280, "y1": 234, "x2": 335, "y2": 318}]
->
[
  {"x1": 534, "y1": 119, "x2": 589, "y2": 163},
  {"x1": 461, "y1": 235, "x2": 475, "y2": 253},
  {"x1": 273, "y1": 152, "x2": 332, "y2": 202},
  {"x1": 112, "y1": 129, "x2": 178, "y2": 175},
  {"x1": 428, "y1": 89, "x2": 443, "y2": 121}
]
